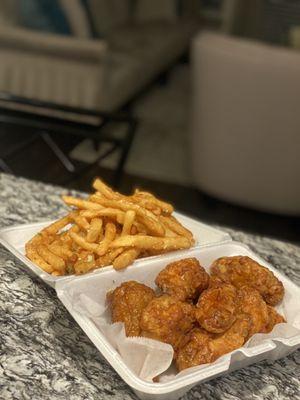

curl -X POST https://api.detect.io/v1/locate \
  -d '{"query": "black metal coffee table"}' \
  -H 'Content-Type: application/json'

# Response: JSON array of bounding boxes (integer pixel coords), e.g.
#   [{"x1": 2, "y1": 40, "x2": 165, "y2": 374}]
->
[{"x1": 0, "y1": 92, "x2": 137, "y2": 187}]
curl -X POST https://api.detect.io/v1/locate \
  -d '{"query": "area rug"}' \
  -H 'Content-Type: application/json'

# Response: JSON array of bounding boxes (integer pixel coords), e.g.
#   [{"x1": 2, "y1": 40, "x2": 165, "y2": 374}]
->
[{"x1": 69, "y1": 65, "x2": 192, "y2": 185}]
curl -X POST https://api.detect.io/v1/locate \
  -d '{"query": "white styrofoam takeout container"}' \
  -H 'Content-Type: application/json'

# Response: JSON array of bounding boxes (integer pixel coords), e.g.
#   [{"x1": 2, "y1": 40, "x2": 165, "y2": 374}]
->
[
  {"x1": 1, "y1": 216, "x2": 300, "y2": 400},
  {"x1": 0, "y1": 212, "x2": 230, "y2": 288},
  {"x1": 55, "y1": 242, "x2": 300, "y2": 400}
]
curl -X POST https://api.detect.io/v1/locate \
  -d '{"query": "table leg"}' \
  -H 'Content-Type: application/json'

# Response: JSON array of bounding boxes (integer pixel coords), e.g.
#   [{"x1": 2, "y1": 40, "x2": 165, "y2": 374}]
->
[
  {"x1": 113, "y1": 119, "x2": 137, "y2": 188},
  {"x1": 41, "y1": 132, "x2": 76, "y2": 173}
]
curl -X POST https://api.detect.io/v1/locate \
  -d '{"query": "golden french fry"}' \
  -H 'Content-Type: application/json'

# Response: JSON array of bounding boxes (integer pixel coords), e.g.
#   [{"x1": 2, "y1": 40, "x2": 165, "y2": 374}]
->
[
  {"x1": 26, "y1": 177, "x2": 194, "y2": 276},
  {"x1": 129, "y1": 196, "x2": 161, "y2": 214},
  {"x1": 110, "y1": 235, "x2": 191, "y2": 251},
  {"x1": 96, "y1": 247, "x2": 124, "y2": 268},
  {"x1": 69, "y1": 231, "x2": 99, "y2": 252},
  {"x1": 36, "y1": 244, "x2": 65, "y2": 272},
  {"x1": 69, "y1": 225, "x2": 80, "y2": 233},
  {"x1": 113, "y1": 248, "x2": 140, "y2": 270},
  {"x1": 62, "y1": 196, "x2": 103, "y2": 211},
  {"x1": 52, "y1": 270, "x2": 63, "y2": 276},
  {"x1": 121, "y1": 210, "x2": 136, "y2": 236},
  {"x1": 48, "y1": 243, "x2": 73, "y2": 260},
  {"x1": 132, "y1": 221, "x2": 148, "y2": 234},
  {"x1": 131, "y1": 191, "x2": 174, "y2": 214},
  {"x1": 25, "y1": 242, "x2": 53, "y2": 273},
  {"x1": 70, "y1": 212, "x2": 89, "y2": 230},
  {"x1": 93, "y1": 178, "x2": 121, "y2": 200},
  {"x1": 97, "y1": 222, "x2": 117, "y2": 256},
  {"x1": 26, "y1": 233, "x2": 43, "y2": 247},
  {"x1": 86, "y1": 218, "x2": 103, "y2": 243},
  {"x1": 59, "y1": 231, "x2": 74, "y2": 247},
  {"x1": 160, "y1": 215, "x2": 194, "y2": 241},
  {"x1": 90, "y1": 196, "x2": 165, "y2": 237},
  {"x1": 74, "y1": 254, "x2": 96, "y2": 274},
  {"x1": 78, "y1": 210, "x2": 97, "y2": 218},
  {"x1": 42, "y1": 215, "x2": 70, "y2": 236},
  {"x1": 93, "y1": 180, "x2": 174, "y2": 214},
  {"x1": 81, "y1": 208, "x2": 125, "y2": 224},
  {"x1": 164, "y1": 227, "x2": 178, "y2": 238}
]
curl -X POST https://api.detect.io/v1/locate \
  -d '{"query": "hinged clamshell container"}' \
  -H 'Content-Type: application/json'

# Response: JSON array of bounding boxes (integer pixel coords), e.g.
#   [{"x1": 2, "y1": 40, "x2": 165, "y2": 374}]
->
[{"x1": 1, "y1": 214, "x2": 299, "y2": 400}]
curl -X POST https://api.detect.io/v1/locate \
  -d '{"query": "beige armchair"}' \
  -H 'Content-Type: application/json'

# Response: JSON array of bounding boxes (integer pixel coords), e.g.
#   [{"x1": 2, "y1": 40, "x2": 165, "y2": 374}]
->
[
  {"x1": 0, "y1": 1, "x2": 200, "y2": 183},
  {"x1": 0, "y1": 1, "x2": 200, "y2": 113},
  {"x1": 190, "y1": 32, "x2": 300, "y2": 215},
  {"x1": 0, "y1": 25, "x2": 107, "y2": 112}
]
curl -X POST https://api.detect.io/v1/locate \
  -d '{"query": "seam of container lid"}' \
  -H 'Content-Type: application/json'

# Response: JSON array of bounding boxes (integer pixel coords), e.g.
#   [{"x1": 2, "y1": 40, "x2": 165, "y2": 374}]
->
[
  {"x1": 0, "y1": 215, "x2": 231, "y2": 288},
  {"x1": 241, "y1": 342, "x2": 276, "y2": 356},
  {"x1": 272, "y1": 335, "x2": 300, "y2": 347}
]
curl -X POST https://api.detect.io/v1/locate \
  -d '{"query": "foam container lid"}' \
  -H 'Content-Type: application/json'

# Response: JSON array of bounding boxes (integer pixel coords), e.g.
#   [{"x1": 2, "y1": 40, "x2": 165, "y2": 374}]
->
[{"x1": 0, "y1": 212, "x2": 230, "y2": 288}]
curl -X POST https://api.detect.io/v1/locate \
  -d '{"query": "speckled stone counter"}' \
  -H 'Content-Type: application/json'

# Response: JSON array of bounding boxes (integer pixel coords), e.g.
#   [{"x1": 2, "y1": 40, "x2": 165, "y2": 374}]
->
[{"x1": 1, "y1": 173, "x2": 299, "y2": 400}]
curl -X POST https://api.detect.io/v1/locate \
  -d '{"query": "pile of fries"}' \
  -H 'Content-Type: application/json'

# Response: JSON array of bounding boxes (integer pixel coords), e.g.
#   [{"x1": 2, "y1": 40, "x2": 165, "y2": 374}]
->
[{"x1": 25, "y1": 178, "x2": 195, "y2": 276}]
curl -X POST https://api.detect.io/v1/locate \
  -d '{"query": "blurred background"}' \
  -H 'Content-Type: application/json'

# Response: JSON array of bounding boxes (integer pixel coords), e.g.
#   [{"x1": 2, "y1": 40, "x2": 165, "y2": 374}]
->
[{"x1": 0, "y1": 0, "x2": 299, "y2": 243}]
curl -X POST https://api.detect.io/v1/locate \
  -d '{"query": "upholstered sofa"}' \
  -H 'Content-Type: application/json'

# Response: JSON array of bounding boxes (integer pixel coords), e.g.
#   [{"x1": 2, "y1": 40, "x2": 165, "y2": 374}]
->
[
  {"x1": 0, "y1": 0, "x2": 200, "y2": 113},
  {"x1": 190, "y1": 31, "x2": 300, "y2": 215}
]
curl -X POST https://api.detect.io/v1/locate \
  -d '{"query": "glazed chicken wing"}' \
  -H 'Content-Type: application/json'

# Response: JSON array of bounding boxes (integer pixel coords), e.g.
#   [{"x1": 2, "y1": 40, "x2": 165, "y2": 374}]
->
[
  {"x1": 210, "y1": 314, "x2": 251, "y2": 359},
  {"x1": 237, "y1": 286, "x2": 269, "y2": 338},
  {"x1": 155, "y1": 258, "x2": 209, "y2": 302},
  {"x1": 140, "y1": 295, "x2": 195, "y2": 351},
  {"x1": 195, "y1": 283, "x2": 237, "y2": 333},
  {"x1": 211, "y1": 256, "x2": 284, "y2": 306},
  {"x1": 107, "y1": 281, "x2": 155, "y2": 336},
  {"x1": 175, "y1": 328, "x2": 212, "y2": 370},
  {"x1": 155, "y1": 258, "x2": 209, "y2": 301},
  {"x1": 176, "y1": 314, "x2": 251, "y2": 371},
  {"x1": 261, "y1": 306, "x2": 286, "y2": 333}
]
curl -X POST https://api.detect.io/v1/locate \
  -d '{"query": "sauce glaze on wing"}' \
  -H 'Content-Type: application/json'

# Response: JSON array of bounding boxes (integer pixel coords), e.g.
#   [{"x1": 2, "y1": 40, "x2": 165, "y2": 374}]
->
[{"x1": 211, "y1": 256, "x2": 284, "y2": 306}]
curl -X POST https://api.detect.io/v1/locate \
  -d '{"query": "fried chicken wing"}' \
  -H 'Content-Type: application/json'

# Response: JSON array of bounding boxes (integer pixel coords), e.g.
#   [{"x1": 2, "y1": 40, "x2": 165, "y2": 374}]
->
[
  {"x1": 176, "y1": 314, "x2": 251, "y2": 371},
  {"x1": 211, "y1": 256, "x2": 284, "y2": 306},
  {"x1": 155, "y1": 258, "x2": 209, "y2": 302},
  {"x1": 237, "y1": 286, "x2": 269, "y2": 338},
  {"x1": 175, "y1": 328, "x2": 213, "y2": 370},
  {"x1": 208, "y1": 276, "x2": 226, "y2": 289},
  {"x1": 195, "y1": 284, "x2": 237, "y2": 333},
  {"x1": 107, "y1": 281, "x2": 155, "y2": 336},
  {"x1": 140, "y1": 295, "x2": 195, "y2": 351},
  {"x1": 210, "y1": 314, "x2": 251, "y2": 359},
  {"x1": 261, "y1": 306, "x2": 286, "y2": 333}
]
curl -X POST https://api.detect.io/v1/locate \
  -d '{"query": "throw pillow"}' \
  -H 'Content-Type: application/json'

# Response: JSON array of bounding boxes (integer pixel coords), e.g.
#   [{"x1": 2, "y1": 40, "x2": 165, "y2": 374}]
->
[{"x1": 19, "y1": 0, "x2": 72, "y2": 35}]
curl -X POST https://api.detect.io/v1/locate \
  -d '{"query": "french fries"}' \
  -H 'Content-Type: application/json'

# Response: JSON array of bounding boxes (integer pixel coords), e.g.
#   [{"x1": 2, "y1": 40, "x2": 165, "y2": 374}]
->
[
  {"x1": 122, "y1": 210, "x2": 136, "y2": 236},
  {"x1": 86, "y1": 218, "x2": 103, "y2": 243},
  {"x1": 113, "y1": 248, "x2": 140, "y2": 270},
  {"x1": 110, "y1": 235, "x2": 191, "y2": 252},
  {"x1": 97, "y1": 222, "x2": 117, "y2": 256},
  {"x1": 25, "y1": 177, "x2": 194, "y2": 275}
]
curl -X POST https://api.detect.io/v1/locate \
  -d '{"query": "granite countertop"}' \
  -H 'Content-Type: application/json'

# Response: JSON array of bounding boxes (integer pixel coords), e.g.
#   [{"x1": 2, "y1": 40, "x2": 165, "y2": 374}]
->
[{"x1": 0, "y1": 173, "x2": 299, "y2": 400}]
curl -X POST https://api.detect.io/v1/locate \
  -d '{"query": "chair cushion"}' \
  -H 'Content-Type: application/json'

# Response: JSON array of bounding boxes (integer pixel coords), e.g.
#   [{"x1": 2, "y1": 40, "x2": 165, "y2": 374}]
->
[
  {"x1": 87, "y1": 0, "x2": 132, "y2": 37},
  {"x1": 134, "y1": 0, "x2": 178, "y2": 22},
  {"x1": 0, "y1": 18, "x2": 199, "y2": 113},
  {"x1": 99, "y1": 19, "x2": 199, "y2": 111},
  {"x1": 0, "y1": 49, "x2": 102, "y2": 110}
]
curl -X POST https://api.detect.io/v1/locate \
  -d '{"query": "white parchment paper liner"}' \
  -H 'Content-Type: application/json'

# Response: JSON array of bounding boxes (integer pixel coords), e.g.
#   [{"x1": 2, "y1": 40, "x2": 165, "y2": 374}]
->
[
  {"x1": 68, "y1": 283, "x2": 300, "y2": 383},
  {"x1": 72, "y1": 292, "x2": 174, "y2": 381}
]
